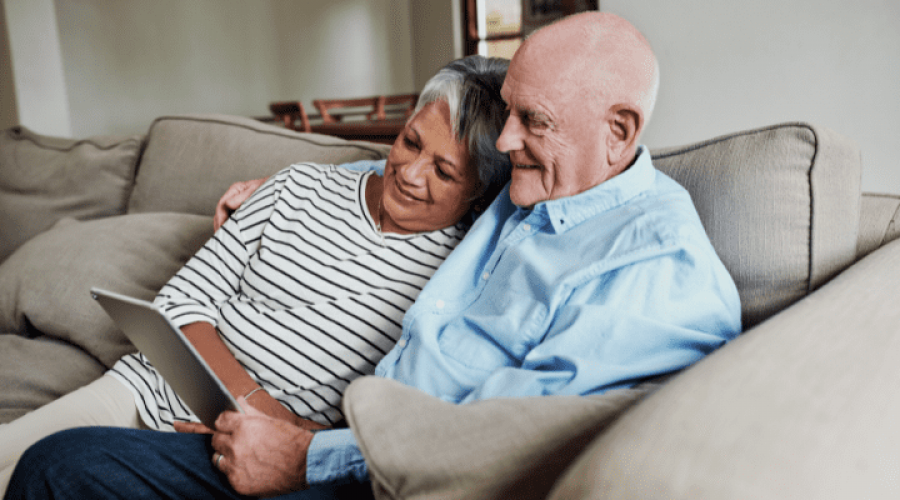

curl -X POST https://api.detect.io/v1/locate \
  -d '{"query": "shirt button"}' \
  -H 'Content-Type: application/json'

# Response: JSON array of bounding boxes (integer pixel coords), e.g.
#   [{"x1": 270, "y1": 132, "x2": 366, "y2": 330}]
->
[
  {"x1": 436, "y1": 299, "x2": 445, "y2": 309},
  {"x1": 397, "y1": 338, "x2": 407, "y2": 348},
  {"x1": 523, "y1": 223, "x2": 532, "y2": 231},
  {"x1": 482, "y1": 272, "x2": 490, "y2": 281}
]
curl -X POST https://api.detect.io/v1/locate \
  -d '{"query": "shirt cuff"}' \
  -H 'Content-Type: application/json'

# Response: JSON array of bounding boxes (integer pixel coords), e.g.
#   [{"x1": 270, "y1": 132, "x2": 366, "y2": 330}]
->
[{"x1": 306, "y1": 428, "x2": 369, "y2": 486}]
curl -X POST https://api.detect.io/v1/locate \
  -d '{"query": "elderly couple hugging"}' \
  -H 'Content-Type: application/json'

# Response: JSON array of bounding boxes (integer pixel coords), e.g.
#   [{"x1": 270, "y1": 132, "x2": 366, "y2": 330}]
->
[{"x1": 3, "y1": 12, "x2": 741, "y2": 500}]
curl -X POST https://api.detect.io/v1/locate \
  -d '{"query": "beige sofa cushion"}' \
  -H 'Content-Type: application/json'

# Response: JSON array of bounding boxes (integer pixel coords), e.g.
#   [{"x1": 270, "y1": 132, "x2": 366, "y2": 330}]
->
[
  {"x1": 127, "y1": 114, "x2": 393, "y2": 216},
  {"x1": 549, "y1": 238, "x2": 900, "y2": 500},
  {"x1": 651, "y1": 123, "x2": 861, "y2": 327},
  {"x1": 0, "y1": 334, "x2": 106, "y2": 423},
  {"x1": 343, "y1": 377, "x2": 660, "y2": 500},
  {"x1": 0, "y1": 125, "x2": 143, "y2": 263},
  {"x1": 0, "y1": 213, "x2": 213, "y2": 368}
]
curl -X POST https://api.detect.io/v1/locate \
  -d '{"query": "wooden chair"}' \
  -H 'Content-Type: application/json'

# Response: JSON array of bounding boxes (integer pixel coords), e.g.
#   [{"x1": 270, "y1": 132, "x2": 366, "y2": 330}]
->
[
  {"x1": 373, "y1": 93, "x2": 419, "y2": 121},
  {"x1": 269, "y1": 101, "x2": 311, "y2": 132},
  {"x1": 313, "y1": 94, "x2": 419, "y2": 124}
]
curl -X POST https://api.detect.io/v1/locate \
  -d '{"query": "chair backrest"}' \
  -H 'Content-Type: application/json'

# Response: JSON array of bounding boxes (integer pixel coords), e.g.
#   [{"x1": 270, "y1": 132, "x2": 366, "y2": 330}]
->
[
  {"x1": 373, "y1": 94, "x2": 419, "y2": 121},
  {"x1": 268, "y1": 101, "x2": 311, "y2": 132},
  {"x1": 313, "y1": 97, "x2": 380, "y2": 124}
]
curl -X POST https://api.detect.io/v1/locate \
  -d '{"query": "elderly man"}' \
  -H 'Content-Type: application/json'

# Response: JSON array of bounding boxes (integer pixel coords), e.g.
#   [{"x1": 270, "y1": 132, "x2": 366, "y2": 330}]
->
[{"x1": 6, "y1": 12, "x2": 740, "y2": 500}]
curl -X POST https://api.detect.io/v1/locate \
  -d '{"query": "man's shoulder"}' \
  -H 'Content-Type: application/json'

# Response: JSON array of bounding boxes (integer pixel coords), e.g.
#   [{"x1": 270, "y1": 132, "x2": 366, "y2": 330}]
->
[{"x1": 571, "y1": 172, "x2": 712, "y2": 260}]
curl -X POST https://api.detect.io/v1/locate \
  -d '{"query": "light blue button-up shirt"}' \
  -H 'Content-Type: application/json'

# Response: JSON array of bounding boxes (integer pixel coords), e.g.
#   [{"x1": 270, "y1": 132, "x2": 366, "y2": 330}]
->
[{"x1": 307, "y1": 147, "x2": 742, "y2": 485}]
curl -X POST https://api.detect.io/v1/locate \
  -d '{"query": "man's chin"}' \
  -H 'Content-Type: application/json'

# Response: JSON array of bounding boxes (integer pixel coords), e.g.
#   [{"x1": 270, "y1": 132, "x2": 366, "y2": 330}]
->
[{"x1": 509, "y1": 188, "x2": 540, "y2": 209}]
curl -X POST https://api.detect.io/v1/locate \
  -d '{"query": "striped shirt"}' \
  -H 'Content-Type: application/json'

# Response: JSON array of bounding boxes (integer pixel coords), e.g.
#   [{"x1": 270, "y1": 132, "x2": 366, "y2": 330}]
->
[{"x1": 109, "y1": 162, "x2": 467, "y2": 430}]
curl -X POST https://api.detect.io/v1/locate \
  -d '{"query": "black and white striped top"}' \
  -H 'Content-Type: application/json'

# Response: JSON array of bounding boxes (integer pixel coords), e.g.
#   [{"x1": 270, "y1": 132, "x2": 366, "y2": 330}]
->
[{"x1": 109, "y1": 162, "x2": 468, "y2": 430}]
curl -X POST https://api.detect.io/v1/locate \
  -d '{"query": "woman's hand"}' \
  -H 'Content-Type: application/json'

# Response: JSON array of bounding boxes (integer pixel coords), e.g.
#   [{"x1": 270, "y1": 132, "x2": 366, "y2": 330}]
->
[
  {"x1": 213, "y1": 177, "x2": 268, "y2": 231},
  {"x1": 244, "y1": 390, "x2": 328, "y2": 432}
]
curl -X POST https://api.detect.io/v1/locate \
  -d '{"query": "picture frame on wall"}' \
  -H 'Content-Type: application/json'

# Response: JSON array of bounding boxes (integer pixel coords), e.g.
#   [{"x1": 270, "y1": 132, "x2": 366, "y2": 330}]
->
[{"x1": 522, "y1": 0, "x2": 599, "y2": 35}]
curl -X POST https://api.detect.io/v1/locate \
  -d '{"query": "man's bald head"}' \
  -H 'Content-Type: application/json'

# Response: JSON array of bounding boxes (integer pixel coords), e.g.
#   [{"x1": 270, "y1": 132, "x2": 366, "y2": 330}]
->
[{"x1": 519, "y1": 12, "x2": 659, "y2": 133}]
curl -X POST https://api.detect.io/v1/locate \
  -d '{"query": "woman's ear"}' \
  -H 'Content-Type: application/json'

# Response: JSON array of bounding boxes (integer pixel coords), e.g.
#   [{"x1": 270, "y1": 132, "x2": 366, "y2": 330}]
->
[{"x1": 605, "y1": 104, "x2": 642, "y2": 169}]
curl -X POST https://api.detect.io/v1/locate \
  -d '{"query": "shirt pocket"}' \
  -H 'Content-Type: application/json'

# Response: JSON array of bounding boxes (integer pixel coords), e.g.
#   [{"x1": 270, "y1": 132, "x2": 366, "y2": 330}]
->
[{"x1": 435, "y1": 287, "x2": 546, "y2": 372}]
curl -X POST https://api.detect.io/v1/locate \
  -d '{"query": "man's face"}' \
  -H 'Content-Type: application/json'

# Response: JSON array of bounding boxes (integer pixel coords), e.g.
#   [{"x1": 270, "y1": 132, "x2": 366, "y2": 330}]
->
[{"x1": 495, "y1": 46, "x2": 612, "y2": 209}]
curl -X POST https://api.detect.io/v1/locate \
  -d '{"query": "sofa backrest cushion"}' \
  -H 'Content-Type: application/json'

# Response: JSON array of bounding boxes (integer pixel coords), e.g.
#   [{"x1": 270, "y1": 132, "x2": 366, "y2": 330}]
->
[
  {"x1": 650, "y1": 123, "x2": 862, "y2": 327},
  {"x1": 127, "y1": 114, "x2": 393, "y2": 216},
  {"x1": 0, "y1": 125, "x2": 143, "y2": 263}
]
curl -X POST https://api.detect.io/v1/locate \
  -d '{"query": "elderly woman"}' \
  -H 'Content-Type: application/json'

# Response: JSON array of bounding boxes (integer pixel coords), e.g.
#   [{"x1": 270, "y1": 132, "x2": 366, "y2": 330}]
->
[{"x1": 0, "y1": 55, "x2": 510, "y2": 495}]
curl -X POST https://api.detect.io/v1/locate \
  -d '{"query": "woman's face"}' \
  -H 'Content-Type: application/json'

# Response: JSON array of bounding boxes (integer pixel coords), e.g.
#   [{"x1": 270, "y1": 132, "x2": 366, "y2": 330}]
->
[{"x1": 382, "y1": 100, "x2": 479, "y2": 233}]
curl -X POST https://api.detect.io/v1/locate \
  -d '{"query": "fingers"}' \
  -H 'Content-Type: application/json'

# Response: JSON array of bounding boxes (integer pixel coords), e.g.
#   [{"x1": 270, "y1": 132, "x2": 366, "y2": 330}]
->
[
  {"x1": 213, "y1": 184, "x2": 245, "y2": 231},
  {"x1": 237, "y1": 395, "x2": 267, "y2": 417},
  {"x1": 213, "y1": 178, "x2": 268, "y2": 231},
  {"x1": 173, "y1": 420, "x2": 214, "y2": 435}
]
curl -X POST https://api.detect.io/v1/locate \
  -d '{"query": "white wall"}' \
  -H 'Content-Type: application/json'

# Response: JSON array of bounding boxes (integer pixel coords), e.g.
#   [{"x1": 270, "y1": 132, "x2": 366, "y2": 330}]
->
[
  {"x1": 5, "y1": 0, "x2": 415, "y2": 138},
  {"x1": 603, "y1": 0, "x2": 900, "y2": 194},
  {"x1": 3, "y1": 0, "x2": 71, "y2": 136}
]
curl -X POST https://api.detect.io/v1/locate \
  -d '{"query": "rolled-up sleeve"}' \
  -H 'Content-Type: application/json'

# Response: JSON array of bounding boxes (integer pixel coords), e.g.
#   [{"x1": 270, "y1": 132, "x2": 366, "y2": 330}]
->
[{"x1": 306, "y1": 428, "x2": 369, "y2": 486}]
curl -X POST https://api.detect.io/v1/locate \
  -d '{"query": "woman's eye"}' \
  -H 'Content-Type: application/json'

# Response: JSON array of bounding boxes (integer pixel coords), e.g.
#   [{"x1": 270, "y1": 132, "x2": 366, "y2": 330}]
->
[
  {"x1": 436, "y1": 166, "x2": 452, "y2": 181},
  {"x1": 404, "y1": 137, "x2": 419, "y2": 150}
]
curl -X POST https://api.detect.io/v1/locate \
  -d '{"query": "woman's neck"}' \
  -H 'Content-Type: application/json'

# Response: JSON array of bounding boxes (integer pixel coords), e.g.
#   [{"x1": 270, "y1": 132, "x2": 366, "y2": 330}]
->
[{"x1": 364, "y1": 173, "x2": 390, "y2": 234}]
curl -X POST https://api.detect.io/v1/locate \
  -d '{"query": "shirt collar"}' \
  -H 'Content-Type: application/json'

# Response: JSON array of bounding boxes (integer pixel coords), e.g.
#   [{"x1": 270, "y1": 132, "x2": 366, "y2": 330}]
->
[{"x1": 525, "y1": 146, "x2": 656, "y2": 234}]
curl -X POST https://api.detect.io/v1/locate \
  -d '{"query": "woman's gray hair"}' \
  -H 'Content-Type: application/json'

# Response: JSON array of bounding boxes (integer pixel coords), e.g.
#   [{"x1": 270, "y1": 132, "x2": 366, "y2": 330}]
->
[{"x1": 414, "y1": 55, "x2": 511, "y2": 211}]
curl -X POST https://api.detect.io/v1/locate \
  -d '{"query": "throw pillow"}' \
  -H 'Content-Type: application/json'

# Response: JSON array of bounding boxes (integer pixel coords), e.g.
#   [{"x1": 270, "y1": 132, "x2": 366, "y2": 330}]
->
[
  {"x1": 342, "y1": 376, "x2": 659, "y2": 500},
  {"x1": 0, "y1": 125, "x2": 143, "y2": 263},
  {"x1": 0, "y1": 213, "x2": 214, "y2": 368}
]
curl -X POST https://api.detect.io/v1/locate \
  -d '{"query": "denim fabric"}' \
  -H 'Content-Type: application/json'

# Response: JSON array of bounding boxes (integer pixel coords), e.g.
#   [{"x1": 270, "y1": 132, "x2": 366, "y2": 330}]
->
[{"x1": 5, "y1": 427, "x2": 373, "y2": 500}]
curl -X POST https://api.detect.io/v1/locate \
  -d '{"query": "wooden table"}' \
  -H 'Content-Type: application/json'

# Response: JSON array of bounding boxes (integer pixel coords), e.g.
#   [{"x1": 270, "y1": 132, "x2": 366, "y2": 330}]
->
[{"x1": 309, "y1": 119, "x2": 406, "y2": 145}]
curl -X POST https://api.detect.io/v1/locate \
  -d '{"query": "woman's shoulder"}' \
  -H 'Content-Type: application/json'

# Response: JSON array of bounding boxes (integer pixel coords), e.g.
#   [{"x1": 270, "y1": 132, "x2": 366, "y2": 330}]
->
[{"x1": 279, "y1": 160, "x2": 385, "y2": 181}]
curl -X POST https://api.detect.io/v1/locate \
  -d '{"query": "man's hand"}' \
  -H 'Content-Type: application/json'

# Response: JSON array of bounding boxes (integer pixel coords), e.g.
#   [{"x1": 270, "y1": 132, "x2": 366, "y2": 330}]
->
[
  {"x1": 213, "y1": 178, "x2": 268, "y2": 231},
  {"x1": 210, "y1": 397, "x2": 315, "y2": 496}
]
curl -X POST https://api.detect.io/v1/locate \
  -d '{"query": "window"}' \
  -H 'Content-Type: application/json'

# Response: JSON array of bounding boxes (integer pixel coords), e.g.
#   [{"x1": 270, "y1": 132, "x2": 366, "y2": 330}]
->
[{"x1": 464, "y1": 0, "x2": 599, "y2": 59}]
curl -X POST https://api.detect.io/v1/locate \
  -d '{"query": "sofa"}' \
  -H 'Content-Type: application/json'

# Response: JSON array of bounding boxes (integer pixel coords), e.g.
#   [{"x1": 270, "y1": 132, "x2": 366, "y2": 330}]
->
[{"x1": 1, "y1": 114, "x2": 897, "y2": 499}]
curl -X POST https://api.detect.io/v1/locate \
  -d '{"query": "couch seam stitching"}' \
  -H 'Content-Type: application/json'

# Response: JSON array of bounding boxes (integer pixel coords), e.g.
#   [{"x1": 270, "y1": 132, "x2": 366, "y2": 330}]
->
[{"x1": 5, "y1": 126, "x2": 143, "y2": 153}]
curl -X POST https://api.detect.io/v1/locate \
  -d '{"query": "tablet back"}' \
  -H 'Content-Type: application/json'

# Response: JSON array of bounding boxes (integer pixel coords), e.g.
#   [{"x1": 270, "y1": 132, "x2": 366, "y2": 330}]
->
[{"x1": 91, "y1": 287, "x2": 241, "y2": 427}]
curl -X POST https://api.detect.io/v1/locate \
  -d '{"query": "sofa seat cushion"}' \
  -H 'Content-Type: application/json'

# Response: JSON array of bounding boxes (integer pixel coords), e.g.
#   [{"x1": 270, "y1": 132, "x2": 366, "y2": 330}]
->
[
  {"x1": 651, "y1": 123, "x2": 862, "y2": 327},
  {"x1": 0, "y1": 334, "x2": 106, "y2": 423},
  {"x1": 0, "y1": 125, "x2": 143, "y2": 263},
  {"x1": 127, "y1": 114, "x2": 393, "y2": 216},
  {"x1": 548, "y1": 238, "x2": 900, "y2": 500},
  {"x1": 342, "y1": 377, "x2": 659, "y2": 500},
  {"x1": 0, "y1": 213, "x2": 213, "y2": 368}
]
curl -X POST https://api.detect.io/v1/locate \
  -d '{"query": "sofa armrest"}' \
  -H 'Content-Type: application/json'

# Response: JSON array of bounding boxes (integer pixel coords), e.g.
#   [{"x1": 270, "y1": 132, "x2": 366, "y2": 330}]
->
[
  {"x1": 549, "y1": 237, "x2": 900, "y2": 500},
  {"x1": 857, "y1": 192, "x2": 900, "y2": 258}
]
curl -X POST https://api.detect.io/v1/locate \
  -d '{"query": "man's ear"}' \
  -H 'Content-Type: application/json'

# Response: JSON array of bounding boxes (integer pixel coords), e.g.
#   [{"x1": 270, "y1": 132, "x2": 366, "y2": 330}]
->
[{"x1": 605, "y1": 105, "x2": 642, "y2": 169}]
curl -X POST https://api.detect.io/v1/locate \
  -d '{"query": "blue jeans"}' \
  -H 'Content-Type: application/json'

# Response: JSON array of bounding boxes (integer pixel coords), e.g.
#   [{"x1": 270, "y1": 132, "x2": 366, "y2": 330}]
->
[{"x1": 5, "y1": 427, "x2": 374, "y2": 500}]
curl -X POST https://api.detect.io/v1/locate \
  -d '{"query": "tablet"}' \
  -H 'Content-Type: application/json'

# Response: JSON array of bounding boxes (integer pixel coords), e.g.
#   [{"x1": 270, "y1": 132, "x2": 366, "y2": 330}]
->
[{"x1": 91, "y1": 287, "x2": 242, "y2": 427}]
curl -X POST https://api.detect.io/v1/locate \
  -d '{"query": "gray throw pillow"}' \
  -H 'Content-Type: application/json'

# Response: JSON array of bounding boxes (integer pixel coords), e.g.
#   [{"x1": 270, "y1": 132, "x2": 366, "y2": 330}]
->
[
  {"x1": 0, "y1": 125, "x2": 143, "y2": 263},
  {"x1": 0, "y1": 213, "x2": 213, "y2": 367},
  {"x1": 342, "y1": 377, "x2": 659, "y2": 500}
]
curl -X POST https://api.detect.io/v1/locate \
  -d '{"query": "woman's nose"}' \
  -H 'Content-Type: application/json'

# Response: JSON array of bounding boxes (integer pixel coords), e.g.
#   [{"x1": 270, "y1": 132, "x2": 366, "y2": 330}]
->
[{"x1": 397, "y1": 157, "x2": 428, "y2": 185}]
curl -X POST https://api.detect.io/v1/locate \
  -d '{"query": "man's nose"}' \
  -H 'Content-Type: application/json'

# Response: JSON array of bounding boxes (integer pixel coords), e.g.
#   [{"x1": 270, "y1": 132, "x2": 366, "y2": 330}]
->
[{"x1": 495, "y1": 116, "x2": 524, "y2": 153}]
